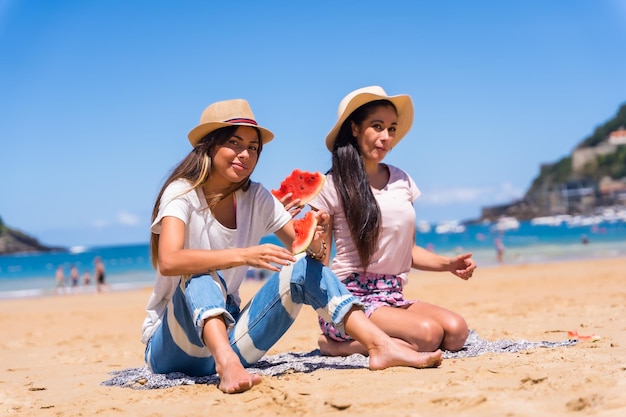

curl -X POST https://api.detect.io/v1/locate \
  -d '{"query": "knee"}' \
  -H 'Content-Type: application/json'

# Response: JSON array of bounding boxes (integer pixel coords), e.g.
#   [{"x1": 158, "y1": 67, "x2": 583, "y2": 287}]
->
[
  {"x1": 410, "y1": 320, "x2": 445, "y2": 352},
  {"x1": 442, "y1": 316, "x2": 469, "y2": 352}
]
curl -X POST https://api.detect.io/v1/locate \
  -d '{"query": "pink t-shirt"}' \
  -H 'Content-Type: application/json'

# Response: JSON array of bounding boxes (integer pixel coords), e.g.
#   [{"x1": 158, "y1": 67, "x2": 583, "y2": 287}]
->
[{"x1": 310, "y1": 164, "x2": 421, "y2": 282}]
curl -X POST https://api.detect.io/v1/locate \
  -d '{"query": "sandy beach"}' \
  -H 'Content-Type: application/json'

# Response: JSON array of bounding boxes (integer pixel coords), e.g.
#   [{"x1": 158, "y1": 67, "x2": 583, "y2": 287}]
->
[{"x1": 1, "y1": 257, "x2": 625, "y2": 416}]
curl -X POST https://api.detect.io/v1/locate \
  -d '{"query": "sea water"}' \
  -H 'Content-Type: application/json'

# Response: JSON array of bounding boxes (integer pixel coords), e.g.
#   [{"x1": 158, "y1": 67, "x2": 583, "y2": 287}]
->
[{"x1": 1, "y1": 219, "x2": 625, "y2": 299}]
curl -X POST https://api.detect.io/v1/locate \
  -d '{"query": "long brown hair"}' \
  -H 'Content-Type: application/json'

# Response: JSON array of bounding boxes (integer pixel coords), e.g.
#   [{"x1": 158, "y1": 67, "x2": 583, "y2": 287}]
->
[
  {"x1": 149, "y1": 125, "x2": 263, "y2": 268},
  {"x1": 330, "y1": 100, "x2": 396, "y2": 270}
]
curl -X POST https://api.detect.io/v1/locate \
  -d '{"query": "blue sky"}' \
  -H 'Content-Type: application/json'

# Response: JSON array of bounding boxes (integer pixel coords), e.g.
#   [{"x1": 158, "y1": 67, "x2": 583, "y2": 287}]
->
[{"x1": 1, "y1": 1, "x2": 625, "y2": 248}]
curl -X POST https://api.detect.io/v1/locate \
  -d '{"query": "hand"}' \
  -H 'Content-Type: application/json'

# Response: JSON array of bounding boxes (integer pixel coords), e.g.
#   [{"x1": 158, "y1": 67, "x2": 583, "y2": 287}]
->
[
  {"x1": 244, "y1": 244, "x2": 297, "y2": 272},
  {"x1": 303, "y1": 210, "x2": 330, "y2": 261},
  {"x1": 448, "y1": 253, "x2": 476, "y2": 280},
  {"x1": 278, "y1": 192, "x2": 303, "y2": 218},
  {"x1": 311, "y1": 210, "x2": 330, "y2": 242}
]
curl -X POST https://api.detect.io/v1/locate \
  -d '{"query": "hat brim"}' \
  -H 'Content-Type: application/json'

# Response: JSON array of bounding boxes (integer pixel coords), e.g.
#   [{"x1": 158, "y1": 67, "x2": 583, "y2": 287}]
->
[
  {"x1": 188, "y1": 122, "x2": 274, "y2": 147},
  {"x1": 325, "y1": 93, "x2": 413, "y2": 151}
]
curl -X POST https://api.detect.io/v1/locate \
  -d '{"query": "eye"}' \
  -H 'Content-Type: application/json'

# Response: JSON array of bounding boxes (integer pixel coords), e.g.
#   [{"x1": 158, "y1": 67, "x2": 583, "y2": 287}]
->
[
  {"x1": 248, "y1": 144, "x2": 258, "y2": 152},
  {"x1": 388, "y1": 126, "x2": 397, "y2": 132}
]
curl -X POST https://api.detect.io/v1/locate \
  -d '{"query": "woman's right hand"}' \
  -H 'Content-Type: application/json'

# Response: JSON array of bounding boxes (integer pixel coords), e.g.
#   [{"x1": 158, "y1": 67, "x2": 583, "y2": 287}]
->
[{"x1": 244, "y1": 244, "x2": 297, "y2": 272}]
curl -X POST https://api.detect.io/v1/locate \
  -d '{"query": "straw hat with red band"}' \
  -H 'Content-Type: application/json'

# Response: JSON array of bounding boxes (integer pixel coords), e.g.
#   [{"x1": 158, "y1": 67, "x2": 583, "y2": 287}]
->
[
  {"x1": 325, "y1": 86, "x2": 414, "y2": 151},
  {"x1": 187, "y1": 99, "x2": 274, "y2": 147}
]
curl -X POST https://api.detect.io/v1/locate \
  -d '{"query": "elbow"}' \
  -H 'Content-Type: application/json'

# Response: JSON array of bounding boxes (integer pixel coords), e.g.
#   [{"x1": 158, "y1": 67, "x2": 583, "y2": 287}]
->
[{"x1": 157, "y1": 254, "x2": 179, "y2": 276}]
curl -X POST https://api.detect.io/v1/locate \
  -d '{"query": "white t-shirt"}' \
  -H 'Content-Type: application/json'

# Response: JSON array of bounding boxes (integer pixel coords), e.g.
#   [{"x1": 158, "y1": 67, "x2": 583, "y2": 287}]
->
[
  {"x1": 141, "y1": 178, "x2": 292, "y2": 344},
  {"x1": 310, "y1": 165, "x2": 420, "y2": 282}
]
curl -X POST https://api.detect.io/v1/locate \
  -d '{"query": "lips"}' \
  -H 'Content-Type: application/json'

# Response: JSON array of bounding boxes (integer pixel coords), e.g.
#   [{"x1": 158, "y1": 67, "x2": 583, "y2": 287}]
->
[{"x1": 232, "y1": 162, "x2": 248, "y2": 171}]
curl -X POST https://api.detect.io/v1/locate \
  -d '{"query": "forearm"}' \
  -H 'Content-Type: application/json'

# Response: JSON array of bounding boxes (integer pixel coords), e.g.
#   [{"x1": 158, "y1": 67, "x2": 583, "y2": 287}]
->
[
  {"x1": 411, "y1": 245, "x2": 451, "y2": 272},
  {"x1": 158, "y1": 248, "x2": 247, "y2": 276}
]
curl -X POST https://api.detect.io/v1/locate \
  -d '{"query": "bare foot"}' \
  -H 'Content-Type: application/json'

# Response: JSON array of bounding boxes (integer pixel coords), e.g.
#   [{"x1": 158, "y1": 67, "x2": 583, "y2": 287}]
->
[
  {"x1": 319, "y1": 334, "x2": 423, "y2": 357},
  {"x1": 215, "y1": 355, "x2": 263, "y2": 394},
  {"x1": 318, "y1": 334, "x2": 367, "y2": 356},
  {"x1": 319, "y1": 334, "x2": 442, "y2": 370},
  {"x1": 367, "y1": 342, "x2": 443, "y2": 370}
]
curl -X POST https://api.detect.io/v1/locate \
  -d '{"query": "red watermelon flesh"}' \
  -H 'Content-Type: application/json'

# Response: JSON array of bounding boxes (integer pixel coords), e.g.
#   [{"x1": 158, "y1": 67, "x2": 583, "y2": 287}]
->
[
  {"x1": 271, "y1": 169, "x2": 326, "y2": 205},
  {"x1": 292, "y1": 211, "x2": 318, "y2": 254}
]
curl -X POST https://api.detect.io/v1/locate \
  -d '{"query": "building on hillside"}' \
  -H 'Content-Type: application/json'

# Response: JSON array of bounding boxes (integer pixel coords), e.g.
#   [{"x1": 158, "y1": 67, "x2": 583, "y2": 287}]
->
[
  {"x1": 572, "y1": 128, "x2": 626, "y2": 172},
  {"x1": 608, "y1": 129, "x2": 626, "y2": 145},
  {"x1": 557, "y1": 179, "x2": 597, "y2": 214},
  {"x1": 597, "y1": 176, "x2": 626, "y2": 205}
]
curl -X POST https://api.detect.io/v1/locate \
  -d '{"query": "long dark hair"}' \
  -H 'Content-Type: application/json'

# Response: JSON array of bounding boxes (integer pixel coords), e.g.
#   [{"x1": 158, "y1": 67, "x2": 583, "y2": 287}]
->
[
  {"x1": 331, "y1": 100, "x2": 396, "y2": 270},
  {"x1": 149, "y1": 125, "x2": 263, "y2": 268}
]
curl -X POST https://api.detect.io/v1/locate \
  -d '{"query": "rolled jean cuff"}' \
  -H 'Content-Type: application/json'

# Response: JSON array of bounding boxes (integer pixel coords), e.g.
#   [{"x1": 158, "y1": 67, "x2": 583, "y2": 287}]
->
[
  {"x1": 195, "y1": 307, "x2": 235, "y2": 337},
  {"x1": 330, "y1": 296, "x2": 363, "y2": 332}
]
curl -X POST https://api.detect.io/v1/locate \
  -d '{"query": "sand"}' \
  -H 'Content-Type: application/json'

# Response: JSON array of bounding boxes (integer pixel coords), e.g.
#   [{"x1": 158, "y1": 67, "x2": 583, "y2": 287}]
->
[{"x1": 1, "y1": 257, "x2": 625, "y2": 416}]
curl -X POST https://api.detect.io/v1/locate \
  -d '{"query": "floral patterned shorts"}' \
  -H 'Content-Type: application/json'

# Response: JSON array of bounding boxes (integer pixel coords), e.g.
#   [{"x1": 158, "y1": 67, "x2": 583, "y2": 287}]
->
[{"x1": 318, "y1": 272, "x2": 415, "y2": 341}]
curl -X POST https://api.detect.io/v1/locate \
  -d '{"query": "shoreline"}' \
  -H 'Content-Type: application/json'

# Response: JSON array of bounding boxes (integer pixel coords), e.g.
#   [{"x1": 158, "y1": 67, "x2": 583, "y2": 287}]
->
[{"x1": 2, "y1": 252, "x2": 626, "y2": 301}]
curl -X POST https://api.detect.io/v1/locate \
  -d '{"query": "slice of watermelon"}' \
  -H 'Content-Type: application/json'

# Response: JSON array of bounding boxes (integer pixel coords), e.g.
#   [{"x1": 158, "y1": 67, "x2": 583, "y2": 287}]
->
[
  {"x1": 292, "y1": 211, "x2": 318, "y2": 254},
  {"x1": 271, "y1": 169, "x2": 326, "y2": 205}
]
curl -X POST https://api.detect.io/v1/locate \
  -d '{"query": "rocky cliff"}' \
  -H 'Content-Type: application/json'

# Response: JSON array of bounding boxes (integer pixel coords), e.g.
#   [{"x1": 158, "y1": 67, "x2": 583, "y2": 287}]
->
[{"x1": 0, "y1": 218, "x2": 64, "y2": 255}]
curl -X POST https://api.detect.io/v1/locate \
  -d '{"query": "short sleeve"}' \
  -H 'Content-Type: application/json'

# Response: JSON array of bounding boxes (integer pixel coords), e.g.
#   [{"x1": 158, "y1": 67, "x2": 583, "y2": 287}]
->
[
  {"x1": 254, "y1": 185, "x2": 292, "y2": 234},
  {"x1": 151, "y1": 180, "x2": 195, "y2": 234},
  {"x1": 407, "y1": 172, "x2": 421, "y2": 202}
]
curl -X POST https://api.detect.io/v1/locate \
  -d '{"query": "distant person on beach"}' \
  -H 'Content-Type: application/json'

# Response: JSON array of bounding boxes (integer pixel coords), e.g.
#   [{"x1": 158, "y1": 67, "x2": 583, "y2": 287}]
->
[
  {"x1": 494, "y1": 237, "x2": 505, "y2": 263},
  {"x1": 55, "y1": 265, "x2": 65, "y2": 295},
  {"x1": 309, "y1": 86, "x2": 476, "y2": 358},
  {"x1": 141, "y1": 98, "x2": 441, "y2": 394},
  {"x1": 82, "y1": 270, "x2": 91, "y2": 287},
  {"x1": 70, "y1": 264, "x2": 79, "y2": 291},
  {"x1": 581, "y1": 234, "x2": 589, "y2": 245},
  {"x1": 94, "y1": 257, "x2": 106, "y2": 292}
]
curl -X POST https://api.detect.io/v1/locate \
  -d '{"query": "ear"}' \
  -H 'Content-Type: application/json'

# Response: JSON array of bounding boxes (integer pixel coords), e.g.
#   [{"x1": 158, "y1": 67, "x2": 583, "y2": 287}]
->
[{"x1": 350, "y1": 120, "x2": 359, "y2": 138}]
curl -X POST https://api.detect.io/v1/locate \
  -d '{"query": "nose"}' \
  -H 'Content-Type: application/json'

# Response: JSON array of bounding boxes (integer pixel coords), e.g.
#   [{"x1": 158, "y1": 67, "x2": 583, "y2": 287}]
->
[
  {"x1": 380, "y1": 129, "x2": 391, "y2": 140},
  {"x1": 237, "y1": 147, "x2": 249, "y2": 159}
]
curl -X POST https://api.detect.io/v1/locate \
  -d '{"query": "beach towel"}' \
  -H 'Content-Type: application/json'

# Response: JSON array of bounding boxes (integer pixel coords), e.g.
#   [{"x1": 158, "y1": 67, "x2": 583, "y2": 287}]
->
[{"x1": 101, "y1": 330, "x2": 577, "y2": 389}]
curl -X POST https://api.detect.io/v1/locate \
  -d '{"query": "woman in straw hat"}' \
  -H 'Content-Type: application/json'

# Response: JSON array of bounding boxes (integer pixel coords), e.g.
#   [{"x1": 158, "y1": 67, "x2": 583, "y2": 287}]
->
[
  {"x1": 141, "y1": 98, "x2": 442, "y2": 394},
  {"x1": 310, "y1": 86, "x2": 476, "y2": 357}
]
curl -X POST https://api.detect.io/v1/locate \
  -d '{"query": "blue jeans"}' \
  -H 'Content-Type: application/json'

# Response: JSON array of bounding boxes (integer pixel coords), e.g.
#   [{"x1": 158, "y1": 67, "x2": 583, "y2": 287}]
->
[{"x1": 145, "y1": 256, "x2": 361, "y2": 376}]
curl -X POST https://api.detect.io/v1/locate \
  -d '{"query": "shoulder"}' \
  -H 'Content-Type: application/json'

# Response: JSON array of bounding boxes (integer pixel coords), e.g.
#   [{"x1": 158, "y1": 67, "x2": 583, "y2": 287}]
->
[
  {"x1": 386, "y1": 164, "x2": 412, "y2": 180},
  {"x1": 163, "y1": 178, "x2": 194, "y2": 196},
  {"x1": 385, "y1": 164, "x2": 420, "y2": 198},
  {"x1": 323, "y1": 172, "x2": 335, "y2": 186},
  {"x1": 160, "y1": 179, "x2": 201, "y2": 208}
]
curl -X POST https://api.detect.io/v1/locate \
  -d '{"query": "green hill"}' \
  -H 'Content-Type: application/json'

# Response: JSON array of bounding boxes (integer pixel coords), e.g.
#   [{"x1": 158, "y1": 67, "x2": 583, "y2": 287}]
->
[
  {"x1": 480, "y1": 102, "x2": 626, "y2": 221},
  {"x1": 527, "y1": 103, "x2": 626, "y2": 195}
]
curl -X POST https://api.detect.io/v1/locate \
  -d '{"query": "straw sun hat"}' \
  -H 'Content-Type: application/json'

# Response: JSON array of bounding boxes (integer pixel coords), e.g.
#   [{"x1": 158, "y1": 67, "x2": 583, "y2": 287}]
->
[
  {"x1": 325, "y1": 86, "x2": 414, "y2": 151},
  {"x1": 187, "y1": 99, "x2": 274, "y2": 147}
]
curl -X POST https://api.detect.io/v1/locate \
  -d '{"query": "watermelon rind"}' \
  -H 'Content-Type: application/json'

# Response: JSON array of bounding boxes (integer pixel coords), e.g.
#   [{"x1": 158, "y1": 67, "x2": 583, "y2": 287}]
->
[
  {"x1": 272, "y1": 169, "x2": 326, "y2": 205},
  {"x1": 292, "y1": 211, "x2": 318, "y2": 254}
]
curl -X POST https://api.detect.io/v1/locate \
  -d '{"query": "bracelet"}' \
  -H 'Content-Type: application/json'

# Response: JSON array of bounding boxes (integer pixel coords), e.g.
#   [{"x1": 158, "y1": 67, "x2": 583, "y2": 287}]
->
[{"x1": 306, "y1": 240, "x2": 327, "y2": 260}]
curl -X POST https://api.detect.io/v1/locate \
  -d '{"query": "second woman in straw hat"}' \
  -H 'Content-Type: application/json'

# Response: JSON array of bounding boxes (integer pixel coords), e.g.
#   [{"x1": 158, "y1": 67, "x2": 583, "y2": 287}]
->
[
  {"x1": 310, "y1": 86, "x2": 477, "y2": 357},
  {"x1": 141, "y1": 98, "x2": 442, "y2": 395}
]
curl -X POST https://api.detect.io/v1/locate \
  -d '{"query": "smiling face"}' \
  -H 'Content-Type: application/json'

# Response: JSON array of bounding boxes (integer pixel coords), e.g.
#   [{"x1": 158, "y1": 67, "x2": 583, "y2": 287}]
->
[
  {"x1": 209, "y1": 126, "x2": 260, "y2": 187},
  {"x1": 351, "y1": 104, "x2": 398, "y2": 165}
]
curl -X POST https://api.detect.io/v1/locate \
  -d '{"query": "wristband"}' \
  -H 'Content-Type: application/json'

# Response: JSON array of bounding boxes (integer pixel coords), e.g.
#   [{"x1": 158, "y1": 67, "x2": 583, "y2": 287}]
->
[{"x1": 306, "y1": 240, "x2": 327, "y2": 260}]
